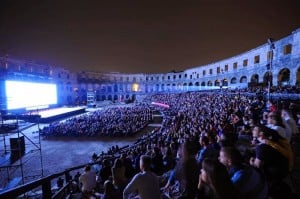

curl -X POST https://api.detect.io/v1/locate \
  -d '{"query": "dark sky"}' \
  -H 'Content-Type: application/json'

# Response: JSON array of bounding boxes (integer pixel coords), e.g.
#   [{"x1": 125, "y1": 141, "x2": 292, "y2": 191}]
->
[{"x1": 0, "y1": 0, "x2": 300, "y2": 74}]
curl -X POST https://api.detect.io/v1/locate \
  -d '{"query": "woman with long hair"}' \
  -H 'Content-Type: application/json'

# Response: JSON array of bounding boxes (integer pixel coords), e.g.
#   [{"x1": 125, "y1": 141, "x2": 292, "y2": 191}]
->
[
  {"x1": 111, "y1": 158, "x2": 127, "y2": 193},
  {"x1": 162, "y1": 140, "x2": 199, "y2": 199},
  {"x1": 197, "y1": 158, "x2": 239, "y2": 199}
]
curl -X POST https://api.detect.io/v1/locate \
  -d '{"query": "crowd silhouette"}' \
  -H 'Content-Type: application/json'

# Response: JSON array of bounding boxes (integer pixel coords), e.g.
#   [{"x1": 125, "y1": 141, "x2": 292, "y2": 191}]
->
[
  {"x1": 40, "y1": 105, "x2": 152, "y2": 137},
  {"x1": 51, "y1": 89, "x2": 300, "y2": 199}
]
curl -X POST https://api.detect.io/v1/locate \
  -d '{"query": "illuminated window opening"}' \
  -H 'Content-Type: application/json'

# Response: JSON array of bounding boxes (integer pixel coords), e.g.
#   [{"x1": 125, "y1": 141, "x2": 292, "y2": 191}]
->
[{"x1": 132, "y1": 83, "x2": 139, "y2": 92}]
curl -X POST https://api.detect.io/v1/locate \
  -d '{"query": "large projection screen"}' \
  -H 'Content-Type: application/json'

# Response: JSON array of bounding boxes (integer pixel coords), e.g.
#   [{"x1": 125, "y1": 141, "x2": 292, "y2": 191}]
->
[{"x1": 5, "y1": 80, "x2": 57, "y2": 110}]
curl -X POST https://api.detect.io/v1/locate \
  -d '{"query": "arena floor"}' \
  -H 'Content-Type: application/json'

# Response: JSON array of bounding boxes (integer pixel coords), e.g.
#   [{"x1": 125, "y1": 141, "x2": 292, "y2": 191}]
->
[{"x1": 0, "y1": 113, "x2": 161, "y2": 190}]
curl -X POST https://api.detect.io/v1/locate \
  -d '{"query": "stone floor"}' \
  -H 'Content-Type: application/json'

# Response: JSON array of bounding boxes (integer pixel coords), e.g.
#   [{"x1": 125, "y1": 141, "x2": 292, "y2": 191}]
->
[{"x1": 0, "y1": 120, "x2": 159, "y2": 190}]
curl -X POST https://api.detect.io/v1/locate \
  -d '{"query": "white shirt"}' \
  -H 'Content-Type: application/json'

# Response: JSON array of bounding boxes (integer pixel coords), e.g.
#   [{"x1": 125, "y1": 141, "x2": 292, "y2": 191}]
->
[
  {"x1": 123, "y1": 171, "x2": 161, "y2": 199},
  {"x1": 79, "y1": 170, "x2": 97, "y2": 192}
]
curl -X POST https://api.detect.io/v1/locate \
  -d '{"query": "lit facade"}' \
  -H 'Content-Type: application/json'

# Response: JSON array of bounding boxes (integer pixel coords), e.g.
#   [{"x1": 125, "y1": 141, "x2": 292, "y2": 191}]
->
[{"x1": 1, "y1": 28, "x2": 300, "y2": 106}]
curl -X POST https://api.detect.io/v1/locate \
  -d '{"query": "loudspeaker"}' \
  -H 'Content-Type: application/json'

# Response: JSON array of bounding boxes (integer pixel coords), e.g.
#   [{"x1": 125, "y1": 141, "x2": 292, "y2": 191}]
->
[{"x1": 10, "y1": 136, "x2": 25, "y2": 163}]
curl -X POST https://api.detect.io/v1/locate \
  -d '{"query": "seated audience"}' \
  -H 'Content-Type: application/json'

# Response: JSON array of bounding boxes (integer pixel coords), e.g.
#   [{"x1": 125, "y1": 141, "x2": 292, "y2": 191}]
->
[
  {"x1": 196, "y1": 135, "x2": 219, "y2": 168},
  {"x1": 219, "y1": 146, "x2": 268, "y2": 199},
  {"x1": 102, "y1": 179, "x2": 121, "y2": 199},
  {"x1": 266, "y1": 110, "x2": 291, "y2": 142},
  {"x1": 123, "y1": 155, "x2": 161, "y2": 199},
  {"x1": 249, "y1": 125, "x2": 294, "y2": 198},
  {"x1": 197, "y1": 158, "x2": 239, "y2": 199},
  {"x1": 162, "y1": 140, "x2": 199, "y2": 199},
  {"x1": 281, "y1": 108, "x2": 299, "y2": 137}
]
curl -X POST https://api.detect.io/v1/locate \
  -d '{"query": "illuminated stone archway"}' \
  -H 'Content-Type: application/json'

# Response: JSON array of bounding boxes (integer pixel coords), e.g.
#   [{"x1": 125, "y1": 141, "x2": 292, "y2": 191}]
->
[
  {"x1": 113, "y1": 95, "x2": 118, "y2": 101},
  {"x1": 263, "y1": 71, "x2": 272, "y2": 86},
  {"x1": 251, "y1": 74, "x2": 259, "y2": 84},
  {"x1": 222, "y1": 79, "x2": 228, "y2": 86},
  {"x1": 278, "y1": 68, "x2": 290, "y2": 86},
  {"x1": 240, "y1": 76, "x2": 247, "y2": 83},
  {"x1": 231, "y1": 77, "x2": 237, "y2": 84},
  {"x1": 215, "y1": 80, "x2": 220, "y2": 86}
]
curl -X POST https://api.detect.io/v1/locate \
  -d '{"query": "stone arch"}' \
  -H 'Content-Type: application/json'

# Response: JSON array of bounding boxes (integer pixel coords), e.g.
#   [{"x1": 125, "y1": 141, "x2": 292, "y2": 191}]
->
[
  {"x1": 222, "y1": 79, "x2": 228, "y2": 86},
  {"x1": 189, "y1": 82, "x2": 193, "y2": 86},
  {"x1": 101, "y1": 95, "x2": 106, "y2": 101},
  {"x1": 195, "y1": 82, "x2": 200, "y2": 86},
  {"x1": 113, "y1": 95, "x2": 118, "y2": 101},
  {"x1": 207, "y1": 81, "x2": 213, "y2": 86},
  {"x1": 231, "y1": 77, "x2": 237, "y2": 84},
  {"x1": 201, "y1": 81, "x2": 206, "y2": 86},
  {"x1": 263, "y1": 71, "x2": 272, "y2": 86},
  {"x1": 214, "y1": 80, "x2": 220, "y2": 86},
  {"x1": 177, "y1": 83, "x2": 182, "y2": 90},
  {"x1": 108, "y1": 95, "x2": 112, "y2": 100},
  {"x1": 250, "y1": 74, "x2": 259, "y2": 84},
  {"x1": 240, "y1": 76, "x2": 247, "y2": 83},
  {"x1": 278, "y1": 68, "x2": 290, "y2": 86}
]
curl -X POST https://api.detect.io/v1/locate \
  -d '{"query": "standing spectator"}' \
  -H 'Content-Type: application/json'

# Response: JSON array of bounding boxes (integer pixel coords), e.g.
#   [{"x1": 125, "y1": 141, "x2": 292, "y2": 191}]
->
[
  {"x1": 111, "y1": 158, "x2": 127, "y2": 193},
  {"x1": 79, "y1": 165, "x2": 97, "y2": 198},
  {"x1": 123, "y1": 155, "x2": 161, "y2": 199},
  {"x1": 99, "y1": 159, "x2": 112, "y2": 183},
  {"x1": 120, "y1": 153, "x2": 135, "y2": 179}
]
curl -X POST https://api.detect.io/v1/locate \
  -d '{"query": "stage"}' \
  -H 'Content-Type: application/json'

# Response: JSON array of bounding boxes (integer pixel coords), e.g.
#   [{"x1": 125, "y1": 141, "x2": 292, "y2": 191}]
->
[
  {"x1": 35, "y1": 106, "x2": 86, "y2": 123},
  {"x1": 1, "y1": 106, "x2": 86, "y2": 124}
]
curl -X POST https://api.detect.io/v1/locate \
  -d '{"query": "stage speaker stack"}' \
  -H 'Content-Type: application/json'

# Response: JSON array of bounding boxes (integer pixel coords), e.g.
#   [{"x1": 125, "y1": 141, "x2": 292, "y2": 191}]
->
[{"x1": 10, "y1": 136, "x2": 25, "y2": 163}]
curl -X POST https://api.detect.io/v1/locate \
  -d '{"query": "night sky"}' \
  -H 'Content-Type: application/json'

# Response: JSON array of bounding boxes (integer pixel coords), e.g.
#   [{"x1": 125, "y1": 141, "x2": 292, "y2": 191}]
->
[{"x1": 0, "y1": 0, "x2": 300, "y2": 74}]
